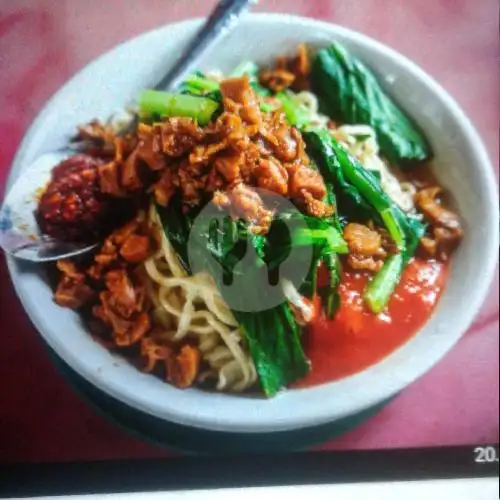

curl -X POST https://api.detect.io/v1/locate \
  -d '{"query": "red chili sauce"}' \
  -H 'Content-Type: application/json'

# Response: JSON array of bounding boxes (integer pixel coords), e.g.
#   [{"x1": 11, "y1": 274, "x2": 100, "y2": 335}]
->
[
  {"x1": 37, "y1": 154, "x2": 135, "y2": 243},
  {"x1": 296, "y1": 258, "x2": 449, "y2": 388}
]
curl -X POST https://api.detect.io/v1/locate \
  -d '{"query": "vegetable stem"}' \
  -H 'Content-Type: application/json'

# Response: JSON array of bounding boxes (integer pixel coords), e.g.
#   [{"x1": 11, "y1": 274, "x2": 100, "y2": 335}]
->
[
  {"x1": 292, "y1": 226, "x2": 348, "y2": 254},
  {"x1": 182, "y1": 73, "x2": 220, "y2": 93},
  {"x1": 364, "y1": 254, "x2": 404, "y2": 314},
  {"x1": 322, "y1": 253, "x2": 342, "y2": 319},
  {"x1": 138, "y1": 90, "x2": 219, "y2": 125},
  {"x1": 275, "y1": 91, "x2": 311, "y2": 129}
]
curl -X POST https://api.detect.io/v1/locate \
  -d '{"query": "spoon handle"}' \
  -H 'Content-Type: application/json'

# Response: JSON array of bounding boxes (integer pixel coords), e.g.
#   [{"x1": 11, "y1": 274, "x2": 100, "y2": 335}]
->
[{"x1": 155, "y1": 0, "x2": 257, "y2": 91}]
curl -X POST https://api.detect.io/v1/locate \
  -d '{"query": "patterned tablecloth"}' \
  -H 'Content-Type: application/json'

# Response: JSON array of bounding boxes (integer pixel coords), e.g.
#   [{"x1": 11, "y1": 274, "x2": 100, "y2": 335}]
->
[{"x1": 0, "y1": 0, "x2": 498, "y2": 462}]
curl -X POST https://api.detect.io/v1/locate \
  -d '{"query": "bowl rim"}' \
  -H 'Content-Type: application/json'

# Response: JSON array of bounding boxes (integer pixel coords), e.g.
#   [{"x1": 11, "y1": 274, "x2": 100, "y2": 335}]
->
[{"x1": 6, "y1": 13, "x2": 500, "y2": 433}]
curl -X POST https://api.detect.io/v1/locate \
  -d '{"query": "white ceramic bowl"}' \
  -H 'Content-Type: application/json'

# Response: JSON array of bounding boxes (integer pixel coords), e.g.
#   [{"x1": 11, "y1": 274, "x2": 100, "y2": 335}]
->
[{"x1": 7, "y1": 14, "x2": 499, "y2": 433}]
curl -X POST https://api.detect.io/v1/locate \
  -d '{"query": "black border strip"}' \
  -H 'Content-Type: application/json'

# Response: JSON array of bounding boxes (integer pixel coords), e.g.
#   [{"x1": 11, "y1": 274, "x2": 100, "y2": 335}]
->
[{"x1": 0, "y1": 446, "x2": 498, "y2": 498}]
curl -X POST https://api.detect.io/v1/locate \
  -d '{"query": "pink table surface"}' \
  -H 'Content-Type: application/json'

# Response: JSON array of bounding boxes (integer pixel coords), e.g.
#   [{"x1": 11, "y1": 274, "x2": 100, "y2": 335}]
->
[{"x1": 0, "y1": 0, "x2": 498, "y2": 463}]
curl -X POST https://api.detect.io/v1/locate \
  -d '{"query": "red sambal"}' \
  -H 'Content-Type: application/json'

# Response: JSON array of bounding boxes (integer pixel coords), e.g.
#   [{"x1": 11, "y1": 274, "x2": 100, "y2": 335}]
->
[{"x1": 296, "y1": 258, "x2": 448, "y2": 387}]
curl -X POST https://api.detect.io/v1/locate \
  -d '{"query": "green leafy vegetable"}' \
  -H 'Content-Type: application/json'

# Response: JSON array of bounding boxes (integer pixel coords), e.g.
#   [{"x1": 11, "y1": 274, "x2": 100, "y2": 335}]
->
[
  {"x1": 138, "y1": 90, "x2": 219, "y2": 125},
  {"x1": 155, "y1": 195, "x2": 198, "y2": 273},
  {"x1": 303, "y1": 128, "x2": 426, "y2": 313},
  {"x1": 204, "y1": 226, "x2": 311, "y2": 397},
  {"x1": 311, "y1": 43, "x2": 432, "y2": 167},
  {"x1": 270, "y1": 89, "x2": 423, "y2": 314},
  {"x1": 234, "y1": 304, "x2": 310, "y2": 397},
  {"x1": 303, "y1": 128, "x2": 378, "y2": 222},
  {"x1": 265, "y1": 211, "x2": 347, "y2": 315},
  {"x1": 156, "y1": 199, "x2": 311, "y2": 397},
  {"x1": 299, "y1": 246, "x2": 322, "y2": 300},
  {"x1": 321, "y1": 253, "x2": 342, "y2": 319},
  {"x1": 275, "y1": 91, "x2": 311, "y2": 130},
  {"x1": 291, "y1": 222, "x2": 348, "y2": 254},
  {"x1": 258, "y1": 93, "x2": 349, "y2": 318}
]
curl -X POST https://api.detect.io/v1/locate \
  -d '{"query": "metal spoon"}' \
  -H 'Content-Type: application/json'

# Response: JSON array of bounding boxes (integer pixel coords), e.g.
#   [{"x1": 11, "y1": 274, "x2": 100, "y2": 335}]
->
[{"x1": 0, "y1": 0, "x2": 256, "y2": 262}]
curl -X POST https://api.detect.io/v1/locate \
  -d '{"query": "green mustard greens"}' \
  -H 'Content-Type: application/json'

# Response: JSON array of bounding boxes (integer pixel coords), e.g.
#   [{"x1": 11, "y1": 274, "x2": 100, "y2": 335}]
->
[
  {"x1": 156, "y1": 199, "x2": 317, "y2": 397},
  {"x1": 268, "y1": 75, "x2": 426, "y2": 315},
  {"x1": 311, "y1": 42, "x2": 432, "y2": 167},
  {"x1": 302, "y1": 128, "x2": 426, "y2": 314}
]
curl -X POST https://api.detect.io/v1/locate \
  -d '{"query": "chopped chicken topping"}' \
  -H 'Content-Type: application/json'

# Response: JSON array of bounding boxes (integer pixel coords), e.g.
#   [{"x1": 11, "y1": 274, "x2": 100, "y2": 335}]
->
[{"x1": 415, "y1": 186, "x2": 463, "y2": 261}]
